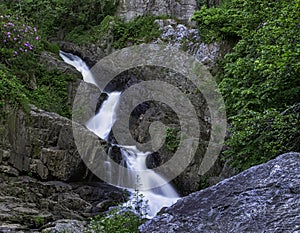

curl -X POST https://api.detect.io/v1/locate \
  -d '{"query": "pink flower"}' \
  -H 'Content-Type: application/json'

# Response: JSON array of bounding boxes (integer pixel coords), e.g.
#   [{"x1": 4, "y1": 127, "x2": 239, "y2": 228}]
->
[
  {"x1": 35, "y1": 36, "x2": 39, "y2": 41},
  {"x1": 13, "y1": 51, "x2": 18, "y2": 56},
  {"x1": 34, "y1": 27, "x2": 37, "y2": 32}
]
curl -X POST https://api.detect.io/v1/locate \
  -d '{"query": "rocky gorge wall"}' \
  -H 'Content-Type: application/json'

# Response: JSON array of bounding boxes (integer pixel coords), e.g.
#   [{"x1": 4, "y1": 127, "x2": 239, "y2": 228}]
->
[
  {"x1": 116, "y1": 0, "x2": 197, "y2": 22},
  {"x1": 0, "y1": 96, "x2": 126, "y2": 231}
]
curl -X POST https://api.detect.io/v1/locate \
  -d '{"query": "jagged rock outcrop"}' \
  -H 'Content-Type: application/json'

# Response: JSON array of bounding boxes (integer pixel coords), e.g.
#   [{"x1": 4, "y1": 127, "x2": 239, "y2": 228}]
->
[
  {"x1": 1, "y1": 105, "x2": 86, "y2": 181},
  {"x1": 139, "y1": 152, "x2": 300, "y2": 233},
  {"x1": 116, "y1": 0, "x2": 197, "y2": 23},
  {"x1": 0, "y1": 105, "x2": 127, "y2": 231},
  {"x1": 155, "y1": 19, "x2": 232, "y2": 71}
]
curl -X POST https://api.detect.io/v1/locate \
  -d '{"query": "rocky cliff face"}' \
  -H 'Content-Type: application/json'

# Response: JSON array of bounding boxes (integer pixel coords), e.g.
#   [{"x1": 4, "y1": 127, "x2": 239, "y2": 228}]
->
[
  {"x1": 0, "y1": 106, "x2": 126, "y2": 232},
  {"x1": 139, "y1": 152, "x2": 300, "y2": 233},
  {"x1": 116, "y1": 0, "x2": 197, "y2": 23}
]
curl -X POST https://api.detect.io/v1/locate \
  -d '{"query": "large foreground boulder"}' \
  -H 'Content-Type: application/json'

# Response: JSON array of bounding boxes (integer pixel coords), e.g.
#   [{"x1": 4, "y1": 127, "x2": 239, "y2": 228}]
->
[{"x1": 139, "y1": 152, "x2": 300, "y2": 233}]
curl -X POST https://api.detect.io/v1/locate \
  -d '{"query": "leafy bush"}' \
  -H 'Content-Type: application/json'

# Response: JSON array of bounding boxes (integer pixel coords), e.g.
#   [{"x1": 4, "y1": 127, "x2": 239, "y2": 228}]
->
[
  {"x1": 0, "y1": 9, "x2": 75, "y2": 118},
  {"x1": 0, "y1": 67, "x2": 29, "y2": 110},
  {"x1": 3, "y1": 0, "x2": 119, "y2": 38},
  {"x1": 193, "y1": 0, "x2": 300, "y2": 170},
  {"x1": 66, "y1": 15, "x2": 162, "y2": 48},
  {"x1": 165, "y1": 128, "x2": 180, "y2": 152},
  {"x1": 0, "y1": 13, "x2": 40, "y2": 62},
  {"x1": 87, "y1": 208, "x2": 143, "y2": 233},
  {"x1": 86, "y1": 181, "x2": 148, "y2": 233},
  {"x1": 112, "y1": 16, "x2": 162, "y2": 49},
  {"x1": 28, "y1": 67, "x2": 75, "y2": 118}
]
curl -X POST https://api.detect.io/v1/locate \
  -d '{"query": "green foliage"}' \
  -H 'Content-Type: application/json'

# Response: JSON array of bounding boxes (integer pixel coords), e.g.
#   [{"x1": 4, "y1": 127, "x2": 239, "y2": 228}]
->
[
  {"x1": 112, "y1": 16, "x2": 162, "y2": 49},
  {"x1": 34, "y1": 215, "x2": 45, "y2": 227},
  {"x1": 193, "y1": 0, "x2": 300, "y2": 171},
  {"x1": 28, "y1": 67, "x2": 75, "y2": 118},
  {"x1": 0, "y1": 13, "x2": 41, "y2": 63},
  {"x1": 86, "y1": 177, "x2": 148, "y2": 233},
  {"x1": 165, "y1": 128, "x2": 180, "y2": 152},
  {"x1": 65, "y1": 15, "x2": 116, "y2": 45},
  {"x1": 0, "y1": 66, "x2": 29, "y2": 111},
  {"x1": 192, "y1": 0, "x2": 285, "y2": 43},
  {"x1": 198, "y1": 176, "x2": 209, "y2": 190},
  {"x1": 3, "y1": 0, "x2": 119, "y2": 38},
  {"x1": 1, "y1": 39, "x2": 74, "y2": 118},
  {"x1": 86, "y1": 208, "x2": 142, "y2": 233},
  {"x1": 67, "y1": 15, "x2": 162, "y2": 47},
  {"x1": 127, "y1": 176, "x2": 149, "y2": 217},
  {"x1": 225, "y1": 107, "x2": 300, "y2": 170}
]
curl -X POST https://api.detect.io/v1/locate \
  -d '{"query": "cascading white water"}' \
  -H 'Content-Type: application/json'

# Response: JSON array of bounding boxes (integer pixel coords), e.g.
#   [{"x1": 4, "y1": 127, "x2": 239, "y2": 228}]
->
[
  {"x1": 60, "y1": 51, "x2": 179, "y2": 218},
  {"x1": 59, "y1": 51, "x2": 98, "y2": 86},
  {"x1": 86, "y1": 92, "x2": 121, "y2": 140}
]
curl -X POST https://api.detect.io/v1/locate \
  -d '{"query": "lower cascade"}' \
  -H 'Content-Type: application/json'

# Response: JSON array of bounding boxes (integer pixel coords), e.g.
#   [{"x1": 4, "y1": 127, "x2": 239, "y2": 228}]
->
[{"x1": 60, "y1": 51, "x2": 179, "y2": 217}]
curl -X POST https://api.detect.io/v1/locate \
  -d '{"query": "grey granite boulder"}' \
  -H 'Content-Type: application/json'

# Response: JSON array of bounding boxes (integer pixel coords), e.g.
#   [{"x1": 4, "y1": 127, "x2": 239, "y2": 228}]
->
[
  {"x1": 139, "y1": 152, "x2": 300, "y2": 233},
  {"x1": 116, "y1": 0, "x2": 197, "y2": 23}
]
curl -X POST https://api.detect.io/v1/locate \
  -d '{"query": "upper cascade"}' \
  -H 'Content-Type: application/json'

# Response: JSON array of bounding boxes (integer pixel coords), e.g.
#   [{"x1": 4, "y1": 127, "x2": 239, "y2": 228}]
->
[{"x1": 59, "y1": 51, "x2": 98, "y2": 86}]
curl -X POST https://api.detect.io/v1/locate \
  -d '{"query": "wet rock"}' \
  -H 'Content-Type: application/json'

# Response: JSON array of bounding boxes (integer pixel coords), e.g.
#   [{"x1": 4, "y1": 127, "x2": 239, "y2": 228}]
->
[
  {"x1": 57, "y1": 41, "x2": 106, "y2": 67},
  {"x1": 139, "y1": 152, "x2": 300, "y2": 233}
]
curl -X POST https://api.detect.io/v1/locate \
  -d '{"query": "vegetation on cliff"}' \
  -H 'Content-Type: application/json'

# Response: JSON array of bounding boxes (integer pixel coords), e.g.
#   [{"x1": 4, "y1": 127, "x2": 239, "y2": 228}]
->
[{"x1": 193, "y1": 0, "x2": 300, "y2": 170}]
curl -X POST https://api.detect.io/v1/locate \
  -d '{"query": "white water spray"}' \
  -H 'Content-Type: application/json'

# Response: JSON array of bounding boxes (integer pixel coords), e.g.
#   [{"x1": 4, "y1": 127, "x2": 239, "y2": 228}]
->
[
  {"x1": 59, "y1": 51, "x2": 97, "y2": 86},
  {"x1": 86, "y1": 92, "x2": 121, "y2": 140},
  {"x1": 60, "y1": 51, "x2": 179, "y2": 217}
]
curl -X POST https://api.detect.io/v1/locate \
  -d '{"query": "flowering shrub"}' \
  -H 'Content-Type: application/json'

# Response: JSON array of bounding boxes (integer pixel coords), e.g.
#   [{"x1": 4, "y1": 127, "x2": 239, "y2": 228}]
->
[{"x1": 0, "y1": 14, "x2": 40, "y2": 60}]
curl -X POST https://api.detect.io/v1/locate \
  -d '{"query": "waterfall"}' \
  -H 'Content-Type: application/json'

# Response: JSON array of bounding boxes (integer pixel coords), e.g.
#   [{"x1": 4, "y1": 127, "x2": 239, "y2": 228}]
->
[
  {"x1": 86, "y1": 92, "x2": 121, "y2": 140},
  {"x1": 59, "y1": 51, "x2": 98, "y2": 86},
  {"x1": 60, "y1": 51, "x2": 179, "y2": 218}
]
